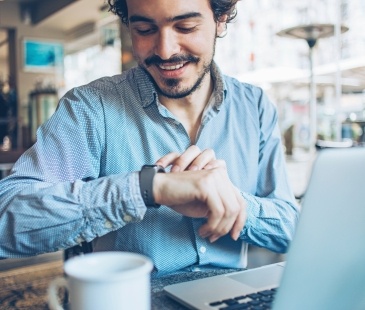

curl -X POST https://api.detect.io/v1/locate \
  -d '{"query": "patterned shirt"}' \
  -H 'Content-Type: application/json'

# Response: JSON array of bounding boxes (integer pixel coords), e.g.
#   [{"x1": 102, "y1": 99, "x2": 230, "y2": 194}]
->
[{"x1": 0, "y1": 63, "x2": 299, "y2": 275}]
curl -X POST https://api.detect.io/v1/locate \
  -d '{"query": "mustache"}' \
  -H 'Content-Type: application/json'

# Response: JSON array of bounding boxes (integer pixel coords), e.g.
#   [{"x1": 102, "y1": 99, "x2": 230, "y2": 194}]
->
[{"x1": 144, "y1": 54, "x2": 199, "y2": 67}]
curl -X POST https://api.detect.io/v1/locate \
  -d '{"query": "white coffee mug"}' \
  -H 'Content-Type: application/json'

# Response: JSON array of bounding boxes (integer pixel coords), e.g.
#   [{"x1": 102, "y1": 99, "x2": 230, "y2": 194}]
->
[{"x1": 48, "y1": 251, "x2": 153, "y2": 310}]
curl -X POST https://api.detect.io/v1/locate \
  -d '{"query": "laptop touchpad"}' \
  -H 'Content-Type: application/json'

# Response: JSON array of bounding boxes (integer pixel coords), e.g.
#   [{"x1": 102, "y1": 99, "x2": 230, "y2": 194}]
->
[{"x1": 228, "y1": 265, "x2": 284, "y2": 289}]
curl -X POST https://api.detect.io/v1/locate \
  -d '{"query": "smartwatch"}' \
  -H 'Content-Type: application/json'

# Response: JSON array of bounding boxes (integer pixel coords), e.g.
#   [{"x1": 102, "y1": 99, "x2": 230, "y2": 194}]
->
[{"x1": 139, "y1": 165, "x2": 165, "y2": 208}]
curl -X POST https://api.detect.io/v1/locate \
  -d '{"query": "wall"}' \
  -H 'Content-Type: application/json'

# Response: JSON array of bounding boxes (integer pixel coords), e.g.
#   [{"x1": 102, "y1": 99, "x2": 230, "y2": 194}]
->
[
  {"x1": 0, "y1": 27, "x2": 8, "y2": 81},
  {"x1": 0, "y1": 1, "x2": 66, "y2": 126},
  {"x1": 0, "y1": 59, "x2": 7, "y2": 81}
]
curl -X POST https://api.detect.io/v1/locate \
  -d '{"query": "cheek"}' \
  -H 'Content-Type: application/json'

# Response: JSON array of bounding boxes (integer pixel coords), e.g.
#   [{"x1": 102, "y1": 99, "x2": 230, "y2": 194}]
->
[
  {"x1": 131, "y1": 37, "x2": 154, "y2": 59},
  {"x1": 183, "y1": 34, "x2": 214, "y2": 55}
]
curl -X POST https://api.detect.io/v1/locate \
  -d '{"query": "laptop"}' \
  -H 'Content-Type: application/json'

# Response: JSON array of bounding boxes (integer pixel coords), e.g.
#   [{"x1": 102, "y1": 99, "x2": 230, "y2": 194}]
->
[{"x1": 164, "y1": 147, "x2": 365, "y2": 310}]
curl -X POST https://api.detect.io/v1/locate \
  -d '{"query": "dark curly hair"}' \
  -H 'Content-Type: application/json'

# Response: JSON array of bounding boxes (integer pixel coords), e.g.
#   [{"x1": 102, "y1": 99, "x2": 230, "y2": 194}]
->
[{"x1": 107, "y1": 0, "x2": 239, "y2": 25}]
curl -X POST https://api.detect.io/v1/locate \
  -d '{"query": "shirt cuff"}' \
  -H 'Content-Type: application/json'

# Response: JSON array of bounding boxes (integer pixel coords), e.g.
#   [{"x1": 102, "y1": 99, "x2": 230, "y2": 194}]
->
[
  {"x1": 129, "y1": 171, "x2": 147, "y2": 218},
  {"x1": 239, "y1": 192, "x2": 257, "y2": 240}
]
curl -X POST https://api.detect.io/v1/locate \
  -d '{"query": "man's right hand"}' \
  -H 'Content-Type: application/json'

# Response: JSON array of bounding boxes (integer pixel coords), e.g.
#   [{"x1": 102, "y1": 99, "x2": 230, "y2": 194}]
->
[{"x1": 152, "y1": 166, "x2": 247, "y2": 243}]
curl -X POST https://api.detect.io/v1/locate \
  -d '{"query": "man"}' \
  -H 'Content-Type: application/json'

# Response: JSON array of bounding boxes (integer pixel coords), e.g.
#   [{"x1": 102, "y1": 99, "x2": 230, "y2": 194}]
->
[{"x1": 0, "y1": 0, "x2": 298, "y2": 276}]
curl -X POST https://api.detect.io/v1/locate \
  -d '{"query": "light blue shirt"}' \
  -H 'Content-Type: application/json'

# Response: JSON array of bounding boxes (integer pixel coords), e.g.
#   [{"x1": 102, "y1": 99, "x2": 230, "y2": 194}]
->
[{"x1": 0, "y1": 64, "x2": 299, "y2": 275}]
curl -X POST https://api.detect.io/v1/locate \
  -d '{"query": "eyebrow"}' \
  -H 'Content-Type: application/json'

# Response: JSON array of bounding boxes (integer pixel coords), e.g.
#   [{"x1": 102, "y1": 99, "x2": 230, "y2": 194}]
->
[{"x1": 129, "y1": 12, "x2": 203, "y2": 24}]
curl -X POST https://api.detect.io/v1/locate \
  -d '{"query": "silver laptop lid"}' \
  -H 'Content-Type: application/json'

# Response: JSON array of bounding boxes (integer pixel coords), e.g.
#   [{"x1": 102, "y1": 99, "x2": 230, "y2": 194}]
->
[{"x1": 273, "y1": 148, "x2": 365, "y2": 310}]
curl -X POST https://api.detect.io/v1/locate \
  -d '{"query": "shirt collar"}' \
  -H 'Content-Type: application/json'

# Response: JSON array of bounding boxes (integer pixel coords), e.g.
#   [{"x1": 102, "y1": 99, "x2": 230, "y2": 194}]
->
[
  {"x1": 135, "y1": 62, "x2": 227, "y2": 109},
  {"x1": 210, "y1": 61, "x2": 227, "y2": 111}
]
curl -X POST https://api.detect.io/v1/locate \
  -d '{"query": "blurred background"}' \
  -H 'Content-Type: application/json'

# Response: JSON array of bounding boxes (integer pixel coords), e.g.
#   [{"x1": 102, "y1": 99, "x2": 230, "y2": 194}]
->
[{"x1": 0, "y1": 0, "x2": 364, "y2": 157}]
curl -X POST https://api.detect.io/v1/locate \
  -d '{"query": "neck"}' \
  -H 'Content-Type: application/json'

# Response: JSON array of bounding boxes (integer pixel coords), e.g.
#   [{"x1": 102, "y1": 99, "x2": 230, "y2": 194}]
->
[{"x1": 159, "y1": 73, "x2": 214, "y2": 143}]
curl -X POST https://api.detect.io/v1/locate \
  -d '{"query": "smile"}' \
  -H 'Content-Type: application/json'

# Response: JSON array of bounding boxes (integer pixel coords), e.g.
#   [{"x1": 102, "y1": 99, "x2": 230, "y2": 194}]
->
[{"x1": 158, "y1": 62, "x2": 187, "y2": 71}]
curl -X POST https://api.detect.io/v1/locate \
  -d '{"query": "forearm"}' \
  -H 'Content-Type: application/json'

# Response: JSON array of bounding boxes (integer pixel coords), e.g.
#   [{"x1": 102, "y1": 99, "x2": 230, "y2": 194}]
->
[
  {"x1": 0, "y1": 173, "x2": 145, "y2": 258},
  {"x1": 239, "y1": 192, "x2": 299, "y2": 253}
]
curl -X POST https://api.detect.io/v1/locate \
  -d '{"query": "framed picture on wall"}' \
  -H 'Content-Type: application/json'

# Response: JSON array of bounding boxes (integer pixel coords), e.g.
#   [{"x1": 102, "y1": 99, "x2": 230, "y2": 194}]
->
[{"x1": 23, "y1": 38, "x2": 64, "y2": 72}]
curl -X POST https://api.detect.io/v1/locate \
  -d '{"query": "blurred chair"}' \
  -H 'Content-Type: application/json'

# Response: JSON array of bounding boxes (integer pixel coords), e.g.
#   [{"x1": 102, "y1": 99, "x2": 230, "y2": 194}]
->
[
  {"x1": 0, "y1": 163, "x2": 13, "y2": 179},
  {"x1": 0, "y1": 149, "x2": 25, "y2": 179}
]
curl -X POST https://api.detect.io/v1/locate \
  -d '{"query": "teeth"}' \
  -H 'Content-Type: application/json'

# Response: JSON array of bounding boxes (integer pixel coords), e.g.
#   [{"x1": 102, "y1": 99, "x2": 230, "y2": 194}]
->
[{"x1": 159, "y1": 63, "x2": 184, "y2": 70}]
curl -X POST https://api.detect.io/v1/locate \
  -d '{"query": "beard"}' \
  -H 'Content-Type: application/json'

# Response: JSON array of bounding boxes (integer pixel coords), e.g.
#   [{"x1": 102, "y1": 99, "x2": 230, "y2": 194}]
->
[
  {"x1": 145, "y1": 58, "x2": 212, "y2": 99},
  {"x1": 137, "y1": 38, "x2": 217, "y2": 99}
]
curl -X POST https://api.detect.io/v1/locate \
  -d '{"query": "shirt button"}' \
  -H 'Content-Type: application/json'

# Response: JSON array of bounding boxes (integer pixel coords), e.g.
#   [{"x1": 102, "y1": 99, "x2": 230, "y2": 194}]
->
[
  {"x1": 123, "y1": 215, "x2": 132, "y2": 223},
  {"x1": 199, "y1": 246, "x2": 207, "y2": 254},
  {"x1": 76, "y1": 237, "x2": 84, "y2": 244},
  {"x1": 104, "y1": 220, "x2": 113, "y2": 229}
]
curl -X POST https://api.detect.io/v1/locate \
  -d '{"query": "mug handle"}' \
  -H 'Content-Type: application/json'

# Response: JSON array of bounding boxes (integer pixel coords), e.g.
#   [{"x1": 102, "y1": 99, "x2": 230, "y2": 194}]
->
[{"x1": 48, "y1": 277, "x2": 68, "y2": 310}]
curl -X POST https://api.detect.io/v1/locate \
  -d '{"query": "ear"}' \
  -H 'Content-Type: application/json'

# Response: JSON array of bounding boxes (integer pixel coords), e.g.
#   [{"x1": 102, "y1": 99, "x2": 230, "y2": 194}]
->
[{"x1": 216, "y1": 15, "x2": 228, "y2": 37}]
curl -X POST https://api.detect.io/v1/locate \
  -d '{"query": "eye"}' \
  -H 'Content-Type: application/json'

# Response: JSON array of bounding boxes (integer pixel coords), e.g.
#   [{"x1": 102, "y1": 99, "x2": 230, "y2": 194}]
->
[
  {"x1": 176, "y1": 26, "x2": 197, "y2": 33},
  {"x1": 137, "y1": 29, "x2": 152, "y2": 35},
  {"x1": 136, "y1": 28, "x2": 156, "y2": 35},
  {"x1": 175, "y1": 21, "x2": 199, "y2": 33},
  {"x1": 133, "y1": 25, "x2": 157, "y2": 36}
]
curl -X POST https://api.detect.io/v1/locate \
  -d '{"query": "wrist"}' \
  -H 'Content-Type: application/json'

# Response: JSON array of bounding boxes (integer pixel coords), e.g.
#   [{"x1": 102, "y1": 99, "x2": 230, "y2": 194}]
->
[{"x1": 152, "y1": 172, "x2": 164, "y2": 206}]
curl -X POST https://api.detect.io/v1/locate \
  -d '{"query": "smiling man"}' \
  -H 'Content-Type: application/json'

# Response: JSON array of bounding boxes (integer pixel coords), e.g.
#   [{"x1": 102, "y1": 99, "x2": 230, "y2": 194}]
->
[
  {"x1": 0, "y1": 0, "x2": 299, "y2": 276},
  {"x1": 128, "y1": 0, "x2": 220, "y2": 100},
  {"x1": 126, "y1": 0, "x2": 227, "y2": 142}
]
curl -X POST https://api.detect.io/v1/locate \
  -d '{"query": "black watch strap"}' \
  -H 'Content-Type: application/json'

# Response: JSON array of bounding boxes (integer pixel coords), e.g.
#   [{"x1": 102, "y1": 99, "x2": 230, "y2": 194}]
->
[{"x1": 139, "y1": 165, "x2": 165, "y2": 208}]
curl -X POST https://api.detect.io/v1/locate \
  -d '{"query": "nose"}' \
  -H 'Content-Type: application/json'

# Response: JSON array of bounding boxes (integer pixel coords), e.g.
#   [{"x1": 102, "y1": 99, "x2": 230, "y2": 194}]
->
[{"x1": 154, "y1": 29, "x2": 180, "y2": 60}]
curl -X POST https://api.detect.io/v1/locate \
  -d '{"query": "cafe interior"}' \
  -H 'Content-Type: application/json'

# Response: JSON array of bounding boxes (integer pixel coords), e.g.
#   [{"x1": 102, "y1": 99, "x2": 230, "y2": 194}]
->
[{"x1": 0, "y1": 0, "x2": 364, "y2": 308}]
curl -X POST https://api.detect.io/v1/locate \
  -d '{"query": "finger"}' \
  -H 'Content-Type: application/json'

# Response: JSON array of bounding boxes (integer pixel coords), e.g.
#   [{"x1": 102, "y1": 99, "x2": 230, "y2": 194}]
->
[
  {"x1": 155, "y1": 152, "x2": 181, "y2": 168},
  {"x1": 187, "y1": 149, "x2": 216, "y2": 171},
  {"x1": 207, "y1": 189, "x2": 238, "y2": 243},
  {"x1": 200, "y1": 173, "x2": 240, "y2": 242},
  {"x1": 230, "y1": 191, "x2": 247, "y2": 241},
  {"x1": 198, "y1": 190, "x2": 236, "y2": 241},
  {"x1": 198, "y1": 187, "x2": 225, "y2": 239},
  {"x1": 170, "y1": 145, "x2": 202, "y2": 172},
  {"x1": 203, "y1": 159, "x2": 226, "y2": 170}
]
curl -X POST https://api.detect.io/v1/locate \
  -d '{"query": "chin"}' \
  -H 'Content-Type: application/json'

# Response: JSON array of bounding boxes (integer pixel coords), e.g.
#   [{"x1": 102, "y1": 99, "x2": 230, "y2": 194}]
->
[{"x1": 158, "y1": 81, "x2": 197, "y2": 99}]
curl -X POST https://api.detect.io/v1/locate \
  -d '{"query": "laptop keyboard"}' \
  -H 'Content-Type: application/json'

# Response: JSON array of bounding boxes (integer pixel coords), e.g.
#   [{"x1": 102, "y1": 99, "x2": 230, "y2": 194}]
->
[{"x1": 208, "y1": 288, "x2": 277, "y2": 309}]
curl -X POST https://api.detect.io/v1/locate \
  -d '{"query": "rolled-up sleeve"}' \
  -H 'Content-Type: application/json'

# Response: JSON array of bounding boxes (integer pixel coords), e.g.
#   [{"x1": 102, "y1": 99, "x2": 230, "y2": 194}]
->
[{"x1": 238, "y1": 88, "x2": 300, "y2": 253}]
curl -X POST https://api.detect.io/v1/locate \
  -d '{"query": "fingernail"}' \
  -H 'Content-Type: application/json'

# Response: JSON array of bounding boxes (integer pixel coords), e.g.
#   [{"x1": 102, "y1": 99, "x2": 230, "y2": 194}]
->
[
  {"x1": 199, "y1": 232, "x2": 207, "y2": 238},
  {"x1": 209, "y1": 236, "x2": 218, "y2": 243},
  {"x1": 199, "y1": 231, "x2": 209, "y2": 239},
  {"x1": 204, "y1": 164, "x2": 212, "y2": 170},
  {"x1": 232, "y1": 231, "x2": 240, "y2": 241},
  {"x1": 189, "y1": 165, "x2": 198, "y2": 171}
]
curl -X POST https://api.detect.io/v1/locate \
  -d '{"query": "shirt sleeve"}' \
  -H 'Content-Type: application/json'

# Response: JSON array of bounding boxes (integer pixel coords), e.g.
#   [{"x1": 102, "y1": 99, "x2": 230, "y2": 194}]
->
[
  {"x1": 0, "y1": 87, "x2": 146, "y2": 258},
  {"x1": 239, "y1": 89, "x2": 300, "y2": 253}
]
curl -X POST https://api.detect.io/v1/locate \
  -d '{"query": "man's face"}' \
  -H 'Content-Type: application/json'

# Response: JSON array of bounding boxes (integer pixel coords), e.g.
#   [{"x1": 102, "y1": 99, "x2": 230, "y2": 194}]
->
[{"x1": 126, "y1": 0, "x2": 226, "y2": 99}]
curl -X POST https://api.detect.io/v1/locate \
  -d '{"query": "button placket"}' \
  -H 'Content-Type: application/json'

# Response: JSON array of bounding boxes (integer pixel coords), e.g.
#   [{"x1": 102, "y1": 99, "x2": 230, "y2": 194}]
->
[{"x1": 192, "y1": 219, "x2": 210, "y2": 264}]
